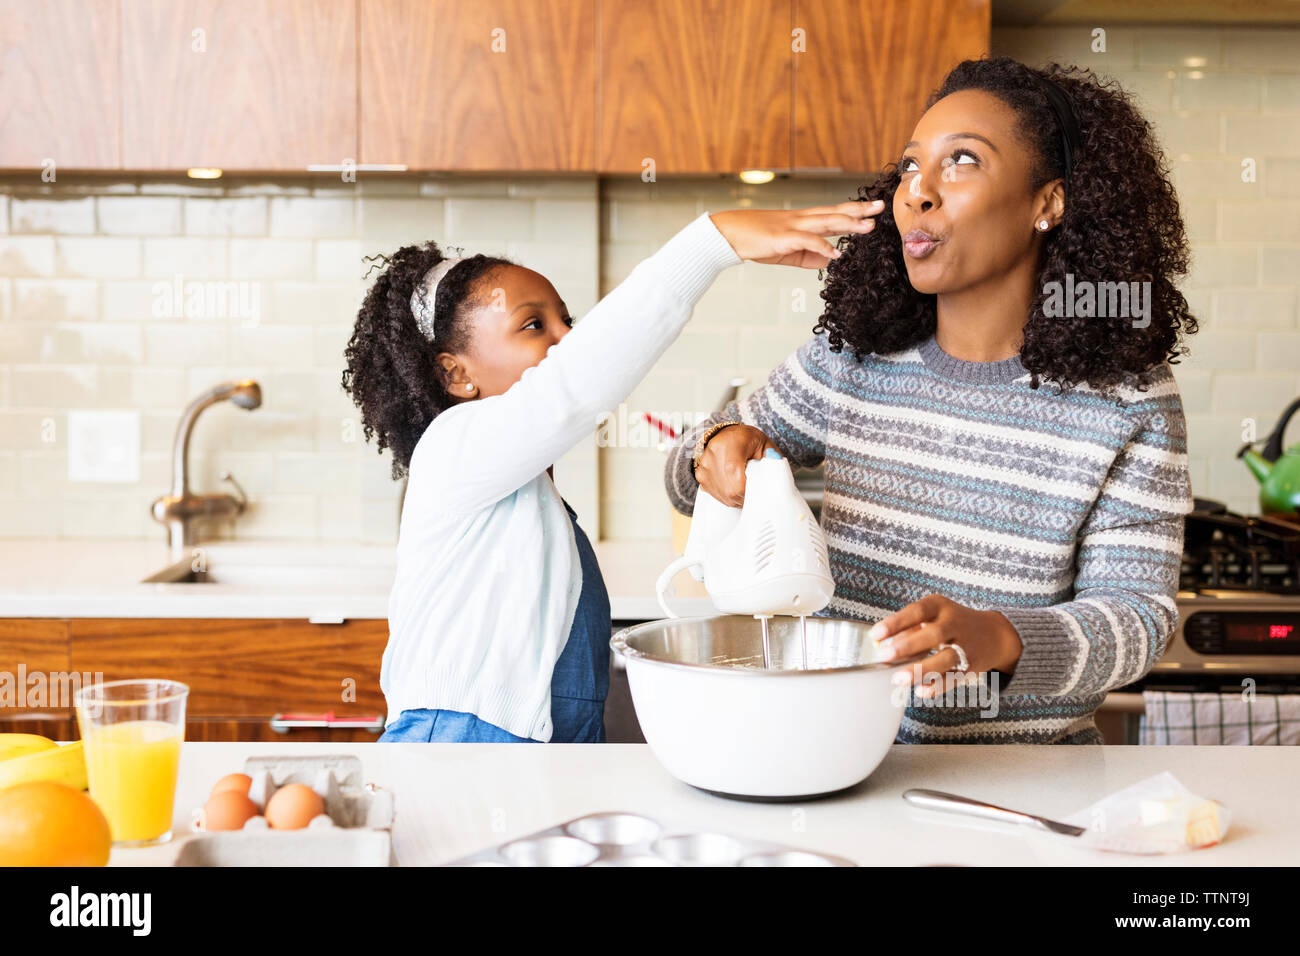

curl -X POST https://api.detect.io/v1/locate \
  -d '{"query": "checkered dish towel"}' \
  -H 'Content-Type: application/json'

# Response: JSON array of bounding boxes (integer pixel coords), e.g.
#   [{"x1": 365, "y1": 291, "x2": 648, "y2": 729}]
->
[{"x1": 1141, "y1": 691, "x2": 1300, "y2": 745}]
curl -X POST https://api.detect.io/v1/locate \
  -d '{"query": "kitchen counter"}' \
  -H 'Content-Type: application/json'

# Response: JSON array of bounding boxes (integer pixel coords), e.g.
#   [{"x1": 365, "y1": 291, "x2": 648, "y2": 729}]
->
[
  {"x1": 110, "y1": 741, "x2": 1298, "y2": 867},
  {"x1": 0, "y1": 537, "x2": 714, "y2": 620}
]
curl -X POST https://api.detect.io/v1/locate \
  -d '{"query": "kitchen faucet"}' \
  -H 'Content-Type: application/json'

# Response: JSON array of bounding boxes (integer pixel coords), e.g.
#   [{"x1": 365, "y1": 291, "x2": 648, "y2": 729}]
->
[{"x1": 151, "y1": 379, "x2": 262, "y2": 561}]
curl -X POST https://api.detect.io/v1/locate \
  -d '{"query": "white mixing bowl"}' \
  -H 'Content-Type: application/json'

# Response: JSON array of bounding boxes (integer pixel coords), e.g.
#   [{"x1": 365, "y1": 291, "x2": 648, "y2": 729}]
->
[{"x1": 611, "y1": 615, "x2": 928, "y2": 800}]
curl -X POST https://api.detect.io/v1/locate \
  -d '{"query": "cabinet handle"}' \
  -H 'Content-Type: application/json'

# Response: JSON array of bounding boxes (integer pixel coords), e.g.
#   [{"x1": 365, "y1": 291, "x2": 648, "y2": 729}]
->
[{"x1": 269, "y1": 711, "x2": 385, "y2": 734}]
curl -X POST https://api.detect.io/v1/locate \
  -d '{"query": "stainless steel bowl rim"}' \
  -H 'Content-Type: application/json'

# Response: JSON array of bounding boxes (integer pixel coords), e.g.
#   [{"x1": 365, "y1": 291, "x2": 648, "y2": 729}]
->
[{"x1": 610, "y1": 614, "x2": 932, "y2": 676}]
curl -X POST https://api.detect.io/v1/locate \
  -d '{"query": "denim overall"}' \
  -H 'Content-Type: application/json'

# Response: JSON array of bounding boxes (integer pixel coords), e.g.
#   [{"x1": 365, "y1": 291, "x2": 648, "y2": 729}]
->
[{"x1": 379, "y1": 498, "x2": 610, "y2": 743}]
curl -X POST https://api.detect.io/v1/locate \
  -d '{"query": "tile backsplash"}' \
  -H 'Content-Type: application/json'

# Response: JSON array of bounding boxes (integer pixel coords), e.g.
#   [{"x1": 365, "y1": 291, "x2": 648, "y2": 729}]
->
[
  {"x1": 1, "y1": 23, "x2": 1297, "y2": 544},
  {"x1": 0, "y1": 176, "x2": 601, "y2": 542}
]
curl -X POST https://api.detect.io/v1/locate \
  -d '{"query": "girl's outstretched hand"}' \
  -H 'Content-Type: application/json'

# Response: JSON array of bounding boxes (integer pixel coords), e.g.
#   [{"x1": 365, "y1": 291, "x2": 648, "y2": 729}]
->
[{"x1": 709, "y1": 200, "x2": 884, "y2": 269}]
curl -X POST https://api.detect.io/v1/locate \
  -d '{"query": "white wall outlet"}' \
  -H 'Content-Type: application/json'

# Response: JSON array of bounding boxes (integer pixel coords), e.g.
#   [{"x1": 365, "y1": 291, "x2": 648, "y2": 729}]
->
[{"x1": 67, "y1": 410, "x2": 141, "y2": 483}]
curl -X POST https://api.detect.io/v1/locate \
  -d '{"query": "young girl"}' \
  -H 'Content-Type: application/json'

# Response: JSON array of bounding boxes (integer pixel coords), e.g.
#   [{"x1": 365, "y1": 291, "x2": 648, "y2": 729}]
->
[{"x1": 342, "y1": 201, "x2": 883, "y2": 742}]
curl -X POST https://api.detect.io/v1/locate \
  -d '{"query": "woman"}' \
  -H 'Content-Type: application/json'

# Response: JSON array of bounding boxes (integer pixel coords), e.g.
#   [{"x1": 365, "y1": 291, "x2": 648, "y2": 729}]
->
[{"x1": 664, "y1": 56, "x2": 1198, "y2": 745}]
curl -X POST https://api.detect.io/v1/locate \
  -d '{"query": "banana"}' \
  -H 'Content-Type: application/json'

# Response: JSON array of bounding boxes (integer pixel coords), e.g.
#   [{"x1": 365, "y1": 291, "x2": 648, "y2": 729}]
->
[
  {"x1": 0, "y1": 740, "x2": 87, "y2": 791},
  {"x1": 0, "y1": 733, "x2": 58, "y2": 762}
]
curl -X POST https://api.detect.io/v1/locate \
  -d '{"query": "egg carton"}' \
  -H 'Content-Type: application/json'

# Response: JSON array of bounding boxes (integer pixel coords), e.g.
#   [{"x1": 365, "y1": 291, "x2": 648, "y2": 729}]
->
[
  {"x1": 441, "y1": 811, "x2": 858, "y2": 867},
  {"x1": 175, "y1": 754, "x2": 396, "y2": 867}
]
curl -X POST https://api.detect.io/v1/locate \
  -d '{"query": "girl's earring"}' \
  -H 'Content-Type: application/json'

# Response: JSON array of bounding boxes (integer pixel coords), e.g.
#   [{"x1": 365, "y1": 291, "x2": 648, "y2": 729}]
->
[
  {"x1": 465, "y1": 383, "x2": 476, "y2": 393},
  {"x1": 1037, "y1": 219, "x2": 1050, "y2": 231}
]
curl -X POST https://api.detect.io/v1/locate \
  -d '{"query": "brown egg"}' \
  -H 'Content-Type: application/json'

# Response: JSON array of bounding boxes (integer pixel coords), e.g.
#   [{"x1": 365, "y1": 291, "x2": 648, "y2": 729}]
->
[
  {"x1": 209, "y1": 773, "x2": 253, "y2": 799},
  {"x1": 264, "y1": 783, "x2": 325, "y2": 830},
  {"x1": 201, "y1": 790, "x2": 259, "y2": 831}
]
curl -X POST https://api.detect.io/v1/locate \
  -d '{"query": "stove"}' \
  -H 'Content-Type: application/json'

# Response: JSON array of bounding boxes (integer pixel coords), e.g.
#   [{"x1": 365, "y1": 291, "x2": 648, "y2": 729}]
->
[
  {"x1": 1146, "y1": 499, "x2": 1300, "y2": 690},
  {"x1": 1180, "y1": 498, "x2": 1300, "y2": 594}
]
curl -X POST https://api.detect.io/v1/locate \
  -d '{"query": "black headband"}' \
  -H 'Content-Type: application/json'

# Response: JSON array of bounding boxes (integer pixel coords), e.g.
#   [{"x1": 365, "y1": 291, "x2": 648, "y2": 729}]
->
[{"x1": 1032, "y1": 74, "x2": 1082, "y2": 190}]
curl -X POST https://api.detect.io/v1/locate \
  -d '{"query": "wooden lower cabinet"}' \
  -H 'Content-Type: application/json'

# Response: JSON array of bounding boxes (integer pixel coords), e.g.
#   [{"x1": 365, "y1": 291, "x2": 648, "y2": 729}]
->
[
  {"x1": 1, "y1": 618, "x2": 390, "y2": 742},
  {"x1": 0, "y1": 712, "x2": 78, "y2": 739},
  {"x1": 184, "y1": 718, "x2": 385, "y2": 743},
  {"x1": 0, "y1": 714, "x2": 384, "y2": 743}
]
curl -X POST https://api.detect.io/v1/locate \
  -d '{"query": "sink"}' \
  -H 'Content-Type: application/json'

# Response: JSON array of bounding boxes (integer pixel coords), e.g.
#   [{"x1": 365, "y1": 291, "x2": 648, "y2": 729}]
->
[
  {"x1": 139, "y1": 548, "x2": 395, "y2": 592},
  {"x1": 140, "y1": 559, "x2": 213, "y2": 584}
]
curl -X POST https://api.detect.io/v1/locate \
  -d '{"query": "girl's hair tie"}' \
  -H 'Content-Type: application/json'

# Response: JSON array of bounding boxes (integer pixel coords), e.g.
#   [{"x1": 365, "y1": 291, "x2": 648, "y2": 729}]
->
[
  {"x1": 410, "y1": 257, "x2": 466, "y2": 342},
  {"x1": 1032, "y1": 73, "x2": 1082, "y2": 191}
]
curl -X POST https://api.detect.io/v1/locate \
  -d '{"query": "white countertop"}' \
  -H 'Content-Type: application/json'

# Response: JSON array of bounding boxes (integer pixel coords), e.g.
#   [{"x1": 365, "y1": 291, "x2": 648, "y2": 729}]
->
[
  {"x1": 110, "y1": 741, "x2": 1298, "y2": 867},
  {"x1": 0, "y1": 538, "x2": 714, "y2": 621}
]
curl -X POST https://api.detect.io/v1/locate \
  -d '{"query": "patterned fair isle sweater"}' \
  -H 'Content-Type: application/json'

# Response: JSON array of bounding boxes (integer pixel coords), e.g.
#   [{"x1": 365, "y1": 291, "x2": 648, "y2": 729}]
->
[{"x1": 665, "y1": 330, "x2": 1194, "y2": 745}]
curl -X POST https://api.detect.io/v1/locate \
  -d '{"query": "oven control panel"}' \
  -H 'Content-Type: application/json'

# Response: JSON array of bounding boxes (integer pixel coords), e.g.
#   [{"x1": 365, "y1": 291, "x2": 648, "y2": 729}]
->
[{"x1": 1183, "y1": 610, "x2": 1300, "y2": 656}]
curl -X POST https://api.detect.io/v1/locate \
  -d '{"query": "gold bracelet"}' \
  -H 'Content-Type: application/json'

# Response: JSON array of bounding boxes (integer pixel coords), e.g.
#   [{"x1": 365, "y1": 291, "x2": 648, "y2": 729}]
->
[{"x1": 691, "y1": 420, "x2": 743, "y2": 476}]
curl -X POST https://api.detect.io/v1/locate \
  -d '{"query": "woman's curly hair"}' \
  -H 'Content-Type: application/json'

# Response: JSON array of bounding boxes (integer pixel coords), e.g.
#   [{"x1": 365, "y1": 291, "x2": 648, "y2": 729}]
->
[
  {"x1": 342, "y1": 244, "x2": 513, "y2": 479},
  {"x1": 815, "y1": 55, "x2": 1197, "y2": 397}
]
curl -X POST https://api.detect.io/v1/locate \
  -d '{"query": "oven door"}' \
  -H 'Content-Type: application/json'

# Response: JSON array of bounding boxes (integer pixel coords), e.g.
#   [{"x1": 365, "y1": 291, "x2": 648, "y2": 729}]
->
[{"x1": 1100, "y1": 596, "x2": 1300, "y2": 743}]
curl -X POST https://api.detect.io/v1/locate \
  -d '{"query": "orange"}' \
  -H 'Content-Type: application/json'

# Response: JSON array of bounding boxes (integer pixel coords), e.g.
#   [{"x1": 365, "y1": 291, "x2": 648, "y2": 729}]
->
[{"x1": 0, "y1": 781, "x2": 112, "y2": 866}]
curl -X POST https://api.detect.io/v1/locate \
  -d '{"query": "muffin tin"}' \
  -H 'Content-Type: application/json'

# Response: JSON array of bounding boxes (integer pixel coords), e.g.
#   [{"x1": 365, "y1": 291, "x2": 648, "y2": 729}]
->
[
  {"x1": 174, "y1": 754, "x2": 395, "y2": 866},
  {"x1": 441, "y1": 811, "x2": 858, "y2": 867}
]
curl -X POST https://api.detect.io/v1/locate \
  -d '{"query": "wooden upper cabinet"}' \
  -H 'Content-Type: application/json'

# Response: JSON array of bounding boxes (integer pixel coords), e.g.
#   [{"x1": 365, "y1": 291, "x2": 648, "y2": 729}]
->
[
  {"x1": 598, "y1": 0, "x2": 790, "y2": 174},
  {"x1": 120, "y1": 0, "x2": 357, "y2": 170},
  {"x1": 0, "y1": 0, "x2": 121, "y2": 169},
  {"x1": 360, "y1": 0, "x2": 597, "y2": 171},
  {"x1": 0, "y1": 0, "x2": 989, "y2": 175},
  {"x1": 792, "y1": 0, "x2": 989, "y2": 174}
]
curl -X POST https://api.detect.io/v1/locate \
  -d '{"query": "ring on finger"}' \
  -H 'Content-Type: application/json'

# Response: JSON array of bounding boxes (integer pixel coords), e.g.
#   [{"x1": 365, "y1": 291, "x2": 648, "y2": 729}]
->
[{"x1": 938, "y1": 641, "x2": 969, "y2": 673}]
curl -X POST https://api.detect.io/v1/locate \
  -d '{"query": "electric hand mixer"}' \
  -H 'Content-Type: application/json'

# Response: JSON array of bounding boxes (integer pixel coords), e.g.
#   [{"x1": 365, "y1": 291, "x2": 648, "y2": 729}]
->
[{"x1": 656, "y1": 449, "x2": 835, "y2": 629}]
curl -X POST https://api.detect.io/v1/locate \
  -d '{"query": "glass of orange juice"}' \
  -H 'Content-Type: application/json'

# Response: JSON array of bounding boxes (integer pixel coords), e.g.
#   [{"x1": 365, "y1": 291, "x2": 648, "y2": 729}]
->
[{"x1": 74, "y1": 679, "x2": 189, "y2": 846}]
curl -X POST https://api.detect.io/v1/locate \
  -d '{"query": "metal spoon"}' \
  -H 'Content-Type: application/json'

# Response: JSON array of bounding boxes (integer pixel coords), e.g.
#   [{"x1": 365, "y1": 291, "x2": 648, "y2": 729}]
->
[{"x1": 903, "y1": 789, "x2": 1086, "y2": 837}]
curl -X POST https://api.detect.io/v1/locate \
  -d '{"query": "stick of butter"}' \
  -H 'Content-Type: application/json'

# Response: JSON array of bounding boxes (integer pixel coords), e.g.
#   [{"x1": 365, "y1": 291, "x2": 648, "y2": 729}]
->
[{"x1": 1138, "y1": 796, "x2": 1226, "y2": 848}]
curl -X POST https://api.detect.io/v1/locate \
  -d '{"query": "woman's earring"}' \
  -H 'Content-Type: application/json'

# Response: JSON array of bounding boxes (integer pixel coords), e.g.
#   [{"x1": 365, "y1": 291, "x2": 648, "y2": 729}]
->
[
  {"x1": 465, "y1": 383, "x2": 476, "y2": 393},
  {"x1": 1037, "y1": 219, "x2": 1050, "y2": 231}
]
